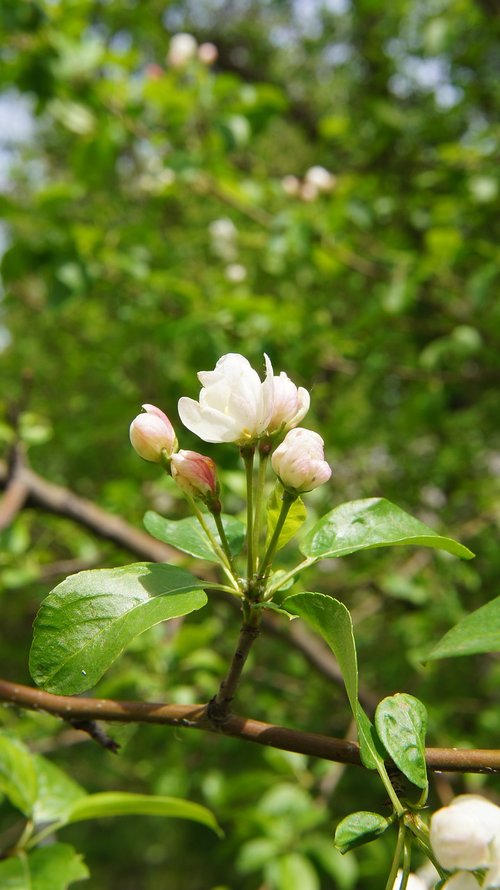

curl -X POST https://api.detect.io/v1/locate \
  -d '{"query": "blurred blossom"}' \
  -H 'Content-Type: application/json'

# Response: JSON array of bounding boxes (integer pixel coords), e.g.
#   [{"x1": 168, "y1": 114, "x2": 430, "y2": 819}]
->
[
  {"x1": 171, "y1": 450, "x2": 218, "y2": 501},
  {"x1": 209, "y1": 217, "x2": 238, "y2": 261},
  {"x1": 178, "y1": 353, "x2": 274, "y2": 445},
  {"x1": 168, "y1": 33, "x2": 197, "y2": 67},
  {"x1": 305, "y1": 165, "x2": 337, "y2": 192},
  {"x1": 198, "y1": 42, "x2": 218, "y2": 64},
  {"x1": 225, "y1": 263, "x2": 247, "y2": 283},
  {"x1": 430, "y1": 795, "x2": 500, "y2": 884},
  {"x1": 130, "y1": 404, "x2": 178, "y2": 463},
  {"x1": 392, "y1": 871, "x2": 427, "y2": 890},
  {"x1": 300, "y1": 181, "x2": 319, "y2": 202},
  {"x1": 271, "y1": 428, "x2": 331, "y2": 493},
  {"x1": 145, "y1": 63, "x2": 164, "y2": 80},
  {"x1": 281, "y1": 174, "x2": 301, "y2": 196}
]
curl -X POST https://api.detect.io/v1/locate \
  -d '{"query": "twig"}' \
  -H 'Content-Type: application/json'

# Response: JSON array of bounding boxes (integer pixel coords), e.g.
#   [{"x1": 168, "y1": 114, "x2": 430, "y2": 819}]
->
[
  {"x1": 0, "y1": 447, "x2": 29, "y2": 531},
  {"x1": 65, "y1": 718, "x2": 120, "y2": 754},
  {"x1": 208, "y1": 608, "x2": 262, "y2": 722},
  {"x1": 0, "y1": 679, "x2": 499, "y2": 774}
]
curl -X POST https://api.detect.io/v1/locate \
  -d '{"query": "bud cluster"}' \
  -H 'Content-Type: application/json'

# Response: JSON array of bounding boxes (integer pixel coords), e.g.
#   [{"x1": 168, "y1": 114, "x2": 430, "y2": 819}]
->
[{"x1": 430, "y1": 795, "x2": 500, "y2": 889}]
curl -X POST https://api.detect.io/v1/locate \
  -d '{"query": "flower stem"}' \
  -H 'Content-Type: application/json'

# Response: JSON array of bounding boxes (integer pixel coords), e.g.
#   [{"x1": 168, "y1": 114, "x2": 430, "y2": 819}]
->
[
  {"x1": 252, "y1": 451, "x2": 269, "y2": 569},
  {"x1": 258, "y1": 490, "x2": 296, "y2": 581},
  {"x1": 188, "y1": 496, "x2": 241, "y2": 592},
  {"x1": 265, "y1": 556, "x2": 316, "y2": 596},
  {"x1": 242, "y1": 447, "x2": 255, "y2": 580},
  {"x1": 385, "y1": 821, "x2": 406, "y2": 890},
  {"x1": 208, "y1": 601, "x2": 262, "y2": 722}
]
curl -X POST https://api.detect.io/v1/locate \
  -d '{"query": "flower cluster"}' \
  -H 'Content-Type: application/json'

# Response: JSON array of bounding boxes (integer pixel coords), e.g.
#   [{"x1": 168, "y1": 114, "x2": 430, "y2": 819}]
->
[
  {"x1": 281, "y1": 165, "x2": 337, "y2": 202},
  {"x1": 430, "y1": 795, "x2": 500, "y2": 889},
  {"x1": 130, "y1": 353, "x2": 331, "y2": 502},
  {"x1": 167, "y1": 33, "x2": 218, "y2": 68}
]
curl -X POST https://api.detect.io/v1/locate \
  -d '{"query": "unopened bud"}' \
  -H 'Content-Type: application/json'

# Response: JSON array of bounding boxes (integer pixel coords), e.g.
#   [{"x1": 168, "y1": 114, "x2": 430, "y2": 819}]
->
[
  {"x1": 130, "y1": 404, "x2": 178, "y2": 463},
  {"x1": 171, "y1": 449, "x2": 218, "y2": 503},
  {"x1": 271, "y1": 428, "x2": 331, "y2": 493}
]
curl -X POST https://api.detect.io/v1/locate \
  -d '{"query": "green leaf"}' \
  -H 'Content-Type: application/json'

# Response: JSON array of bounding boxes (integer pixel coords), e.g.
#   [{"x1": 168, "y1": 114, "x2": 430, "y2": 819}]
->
[
  {"x1": 375, "y1": 694, "x2": 428, "y2": 791},
  {"x1": 427, "y1": 596, "x2": 500, "y2": 660},
  {"x1": 33, "y1": 755, "x2": 86, "y2": 826},
  {"x1": 66, "y1": 792, "x2": 222, "y2": 836},
  {"x1": 29, "y1": 564, "x2": 207, "y2": 694},
  {"x1": 266, "y1": 852, "x2": 319, "y2": 890},
  {"x1": 265, "y1": 484, "x2": 307, "y2": 551},
  {"x1": 0, "y1": 845, "x2": 88, "y2": 890},
  {"x1": 301, "y1": 498, "x2": 474, "y2": 561},
  {"x1": 334, "y1": 811, "x2": 390, "y2": 854},
  {"x1": 144, "y1": 511, "x2": 245, "y2": 562},
  {"x1": 283, "y1": 594, "x2": 385, "y2": 770},
  {"x1": 0, "y1": 733, "x2": 37, "y2": 817}
]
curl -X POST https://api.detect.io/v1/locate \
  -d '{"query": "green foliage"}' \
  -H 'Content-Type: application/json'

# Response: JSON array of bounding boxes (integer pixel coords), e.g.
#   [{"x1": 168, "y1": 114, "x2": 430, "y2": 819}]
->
[
  {"x1": 334, "y1": 811, "x2": 391, "y2": 854},
  {"x1": 265, "y1": 484, "x2": 306, "y2": 551},
  {"x1": 144, "y1": 511, "x2": 245, "y2": 561},
  {"x1": 374, "y1": 694, "x2": 428, "y2": 793},
  {"x1": 29, "y1": 564, "x2": 207, "y2": 693},
  {"x1": 428, "y1": 595, "x2": 500, "y2": 660},
  {"x1": 0, "y1": 843, "x2": 89, "y2": 890},
  {"x1": 302, "y1": 498, "x2": 474, "y2": 561}
]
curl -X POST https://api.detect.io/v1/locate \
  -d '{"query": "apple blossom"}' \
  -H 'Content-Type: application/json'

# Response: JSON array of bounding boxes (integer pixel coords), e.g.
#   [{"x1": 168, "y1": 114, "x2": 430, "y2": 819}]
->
[
  {"x1": 167, "y1": 33, "x2": 197, "y2": 68},
  {"x1": 430, "y1": 795, "x2": 500, "y2": 877},
  {"x1": 129, "y1": 404, "x2": 177, "y2": 463},
  {"x1": 442, "y1": 875, "x2": 482, "y2": 890},
  {"x1": 392, "y1": 871, "x2": 427, "y2": 890},
  {"x1": 178, "y1": 353, "x2": 274, "y2": 445},
  {"x1": 267, "y1": 371, "x2": 310, "y2": 435},
  {"x1": 271, "y1": 428, "x2": 331, "y2": 493},
  {"x1": 171, "y1": 449, "x2": 218, "y2": 503},
  {"x1": 305, "y1": 165, "x2": 337, "y2": 192}
]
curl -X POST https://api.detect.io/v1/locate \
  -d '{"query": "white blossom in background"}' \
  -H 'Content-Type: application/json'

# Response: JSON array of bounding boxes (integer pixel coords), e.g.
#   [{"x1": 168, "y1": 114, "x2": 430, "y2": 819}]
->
[
  {"x1": 392, "y1": 871, "x2": 428, "y2": 890},
  {"x1": 168, "y1": 33, "x2": 197, "y2": 67},
  {"x1": 198, "y1": 42, "x2": 218, "y2": 64},
  {"x1": 305, "y1": 164, "x2": 337, "y2": 192},
  {"x1": 178, "y1": 353, "x2": 275, "y2": 445},
  {"x1": 430, "y1": 795, "x2": 500, "y2": 889},
  {"x1": 225, "y1": 263, "x2": 247, "y2": 283},
  {"x1": 271, "y1": 428, "x2": 331, "y2": 492},
  {"x1": 130, "y1": 405, "x2": 178, "y2": 462},
  {"x1": 300, "y1": 181, "x2": 319, "y2": 202},
  {"x1": 281, "y1": 174, "x2": 301, "y2": 196},
  {"x1": 209, "y1": 217, "x2": 238, "y2": 261}
]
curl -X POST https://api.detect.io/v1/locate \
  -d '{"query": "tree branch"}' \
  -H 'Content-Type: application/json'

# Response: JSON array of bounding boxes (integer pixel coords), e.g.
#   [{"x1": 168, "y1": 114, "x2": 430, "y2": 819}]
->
[{"x1": 0, "y1": 679, "x2": 498, "y2": 774}]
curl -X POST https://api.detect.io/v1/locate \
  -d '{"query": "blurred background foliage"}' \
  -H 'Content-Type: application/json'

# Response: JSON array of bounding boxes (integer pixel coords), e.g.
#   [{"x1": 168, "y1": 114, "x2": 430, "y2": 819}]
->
[{"x1": 0, "y1": 0, "x2": 499, "y2": 887}]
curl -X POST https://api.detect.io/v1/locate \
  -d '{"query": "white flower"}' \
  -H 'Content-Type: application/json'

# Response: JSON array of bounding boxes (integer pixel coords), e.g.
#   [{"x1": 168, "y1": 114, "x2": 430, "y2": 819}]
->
[
  {"x1": 430, "y1": 795, "x2": 500, "y2": 876},
  {"x1": 271, "y1": 428, "x2": 331, "y2": 492},
  {"x1": 392, "y1": 870, "x2": 427, "y2": 890},
  {"x1": 178, "y1": 353, "x2": 274, "y2": 445},
  {"x1": 130, "y1": 404, "x2": 178, "y2": 463},
  {"x1": 305, "y1": 165, "x2": 337, "y2": 192},
  {"x1": 442, "y1": 874, "x2": 482, "y2": 890},
  {"x1": 267, "y1": 372, "x2": 310, "y2": 435},
  {"x1": 168, "y1": 33, "x2": 197, "y2": 67},
  {"x1": 225, "y1": 263, "x2": 247, "y2": 283}
]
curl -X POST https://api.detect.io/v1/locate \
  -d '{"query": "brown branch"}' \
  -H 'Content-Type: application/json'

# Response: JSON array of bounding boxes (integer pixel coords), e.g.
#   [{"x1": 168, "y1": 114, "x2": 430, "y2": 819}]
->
[
  {"x1": 208, "y1": 608, "x2": 262, "y2": 722},
  {"x1": 0, "y1": 679, "x2": 499, "y2": 775},
  {"x1": 0, "y1": 447, "x2": 29, "y2": 531}
]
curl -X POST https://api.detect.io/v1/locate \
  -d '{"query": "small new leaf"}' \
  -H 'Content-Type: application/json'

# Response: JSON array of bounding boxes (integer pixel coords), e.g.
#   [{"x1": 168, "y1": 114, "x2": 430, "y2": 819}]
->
[
  {"x1": 334, "y1": 811, "x2": 390, "y2": 854},
  {"x1": 144, "y1": 511, "x2": 245, "y2": 562},
  {"x1": 375, "y1": 693, "x2": 428, "y2": 791},
  {"x1": 265, "y1": 483, "x2": 306, "y2": 552}
]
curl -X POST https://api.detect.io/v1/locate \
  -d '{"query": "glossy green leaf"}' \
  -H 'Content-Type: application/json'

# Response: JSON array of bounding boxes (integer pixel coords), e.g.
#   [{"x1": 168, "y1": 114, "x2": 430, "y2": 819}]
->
[
  {"x1": 375, "y1": 694, "x2": 428, "y2": 791},
  {"x1": 29, "y1": 563, "x2": 207, "y2": 694},
  {"x1": 66, "y1": 792, "x2": 222, "y2": 836},
  {"x1": 334, "y1": 811, "x2": 390, "y2": 854},
  {"x1": 265, "y1": 484, "x2": 306, "y2": 551},
  {"x1": 0, "y1": 733, "x2": 37, "y2": 817},
  {"x1": 33, "y1": 755, "x2": 86, "y2": 826},
  {"x1": 355, "y1": 705, "x2": 387, "y2": 772},
  {"x1": 301, "y1": 498, "x2": 474, "y2": 561},
  {"x1": 0, "y1": 845, "x2": 88, "y2": 890},
  {"x1": 144, "y1": 511, "x2": 245, "y2": 562},
  {"x1": 427, "y1": 596, "x2": 500, "y2": 660},
  {"x1": 283, "y1": 594, "x2": 385, "y2": 770}
]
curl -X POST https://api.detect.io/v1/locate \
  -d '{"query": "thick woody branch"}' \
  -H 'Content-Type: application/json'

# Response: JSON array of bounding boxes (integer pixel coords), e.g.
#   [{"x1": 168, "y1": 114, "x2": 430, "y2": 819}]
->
[{"x1": 0, "y1": 679, "x2": 499, "y2": 775}]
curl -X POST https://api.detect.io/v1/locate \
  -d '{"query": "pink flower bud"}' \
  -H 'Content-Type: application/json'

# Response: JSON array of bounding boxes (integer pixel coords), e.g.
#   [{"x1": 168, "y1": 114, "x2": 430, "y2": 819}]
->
[
  {"x1": 129, "y1": 404, "x2": 178, "y2": 463},
  {"x1": 271, "y1": 428, "x2": 331, "y2": 493},
  {"x1": 267, "y1": 372, "x2": 310, "y2": 435},
  {"x1": 198, "y1": 42, "x2": 218, "y2": 65},
  {"x1": 170, "y1": 450, "x2": 218, "y2": 501}
]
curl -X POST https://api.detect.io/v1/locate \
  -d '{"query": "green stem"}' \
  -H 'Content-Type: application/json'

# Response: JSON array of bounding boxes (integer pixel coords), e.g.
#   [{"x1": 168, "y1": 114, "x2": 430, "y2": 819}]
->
[
  {"x1": 385, "y1": 821, "x2": 406, "y2": 890},
  {"x1": 265, "y1": 556, "x2": 317, "y2": 596},
  {"x1": 252, "y1": 451, "x2": 269, "y2": 569},
  {"x1": 188, "y1": 496, "x2": 241, "y2": 592},
  {"x1": 404, "y1": 814, "x2": 447, "y2": 880},
  {"x1": 211, "y1": 509, "x2": 238, "y2": 576},
  {"x1": 258, "y1": 490, "x2": 296, "y2": 581},
  {"x1": 377, "y1": 760, "x2": 406, "y2": 817},
  {"x1": 242, "y1": 448, "x2": 255, "y2": 579}
]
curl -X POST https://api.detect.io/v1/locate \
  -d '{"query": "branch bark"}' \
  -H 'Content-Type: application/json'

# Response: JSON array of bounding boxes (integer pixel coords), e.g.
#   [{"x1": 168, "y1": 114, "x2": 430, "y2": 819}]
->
[{"x1": 0, "y1": 679, "x2": 498, "y2": 775}]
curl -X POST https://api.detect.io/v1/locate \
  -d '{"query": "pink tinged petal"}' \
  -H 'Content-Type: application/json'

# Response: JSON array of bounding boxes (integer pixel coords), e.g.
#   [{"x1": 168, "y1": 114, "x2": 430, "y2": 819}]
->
[
  {"x1": 130, "y1": 412, "x2": 177, "y2": 462},
  {"x1": 171, "y1": 449, "x2": 218, "y2": 498},
  {"x1": 271, "y1": 428, "x2": 332, "y2": 493}
]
